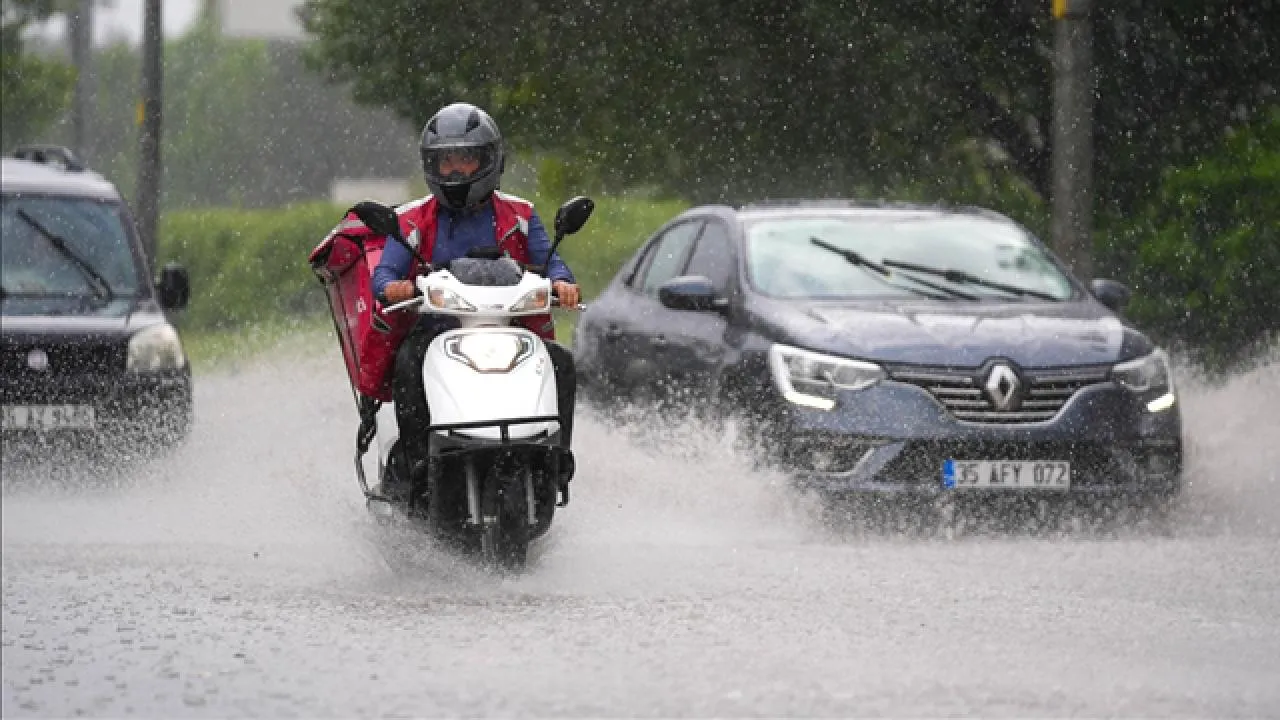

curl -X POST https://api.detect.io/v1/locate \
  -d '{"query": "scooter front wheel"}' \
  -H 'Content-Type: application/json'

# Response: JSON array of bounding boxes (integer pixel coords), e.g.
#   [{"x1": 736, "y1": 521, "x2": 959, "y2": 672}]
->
[{"x1": 478, "y1": 468, "x2": 530, "y2": 572}]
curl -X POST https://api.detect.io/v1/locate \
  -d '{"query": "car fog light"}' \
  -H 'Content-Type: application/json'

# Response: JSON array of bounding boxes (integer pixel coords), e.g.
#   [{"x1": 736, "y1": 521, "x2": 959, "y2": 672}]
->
[{"x1": 1145, "y1": 454, "x2": 1176, "y2": 474}]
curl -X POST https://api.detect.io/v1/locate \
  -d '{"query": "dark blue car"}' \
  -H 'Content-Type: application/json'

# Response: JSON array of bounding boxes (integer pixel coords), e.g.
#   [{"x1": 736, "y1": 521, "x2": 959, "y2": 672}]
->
[{"x1": 574, "y1": 200, "x2": 1182, "y2": 506}]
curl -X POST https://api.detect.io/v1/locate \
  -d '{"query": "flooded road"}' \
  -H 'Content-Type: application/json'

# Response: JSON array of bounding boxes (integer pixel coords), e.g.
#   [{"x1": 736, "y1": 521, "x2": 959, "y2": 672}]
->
[{"x1": 4, "y1": 337, "x2": 1279, "y2": 717}]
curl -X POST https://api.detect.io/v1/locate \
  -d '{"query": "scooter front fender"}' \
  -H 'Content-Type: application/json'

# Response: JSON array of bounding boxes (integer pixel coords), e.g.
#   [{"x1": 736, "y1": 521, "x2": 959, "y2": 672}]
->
[{"x1": 423, "y1": 328, "x2": 559, "y2": 440}]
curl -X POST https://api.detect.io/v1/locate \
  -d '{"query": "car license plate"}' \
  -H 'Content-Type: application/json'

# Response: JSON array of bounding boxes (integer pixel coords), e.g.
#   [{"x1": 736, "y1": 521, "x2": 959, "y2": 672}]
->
[
  {"x1": 1, "y1": 404, "x2": 96, "y2": 430},
  {"x1": 943, "y1": 459, "x2": 1070, "y2": 490}
]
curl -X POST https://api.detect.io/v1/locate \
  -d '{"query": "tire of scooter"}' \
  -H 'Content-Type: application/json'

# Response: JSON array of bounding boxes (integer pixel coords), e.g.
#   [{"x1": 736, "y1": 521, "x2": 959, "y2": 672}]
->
[
  {"x1": 426, "y1": 464, "x2": 471, "y2": 549},
  {"x1": 481, "y1": 471, "x2": 530, "y2": 572}
]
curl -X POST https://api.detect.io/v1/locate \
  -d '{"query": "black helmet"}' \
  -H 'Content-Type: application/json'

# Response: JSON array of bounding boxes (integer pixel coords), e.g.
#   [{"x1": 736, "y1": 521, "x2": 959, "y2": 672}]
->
[{"x1": 420, "y1": 102, "x2": 504, "y2": 212}]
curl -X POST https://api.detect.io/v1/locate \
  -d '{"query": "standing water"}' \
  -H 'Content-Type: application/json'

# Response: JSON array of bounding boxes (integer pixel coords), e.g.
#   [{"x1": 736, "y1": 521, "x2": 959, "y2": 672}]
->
[{"x1": 4, "y1": 334, "x2": 1278, "y2": 716}]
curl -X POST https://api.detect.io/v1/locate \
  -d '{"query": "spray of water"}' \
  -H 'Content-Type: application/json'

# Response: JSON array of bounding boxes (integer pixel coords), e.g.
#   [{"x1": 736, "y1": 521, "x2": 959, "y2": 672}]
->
[
  {"x1": 1173, "y1": 351, "x2": 1280, "y2": 537},
  {"x1": 3, "y1": 335, "x2": 1277, "y2": 591}
]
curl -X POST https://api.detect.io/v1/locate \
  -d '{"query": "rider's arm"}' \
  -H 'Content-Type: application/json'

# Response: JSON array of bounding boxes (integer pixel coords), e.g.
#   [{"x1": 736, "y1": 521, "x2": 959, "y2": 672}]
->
[
  {"x1": 526, "y1": 211, "x2": 575, "y2": 283},
  {"x1": 371, "y1": 236, "x2": 412, "y2": 304}
]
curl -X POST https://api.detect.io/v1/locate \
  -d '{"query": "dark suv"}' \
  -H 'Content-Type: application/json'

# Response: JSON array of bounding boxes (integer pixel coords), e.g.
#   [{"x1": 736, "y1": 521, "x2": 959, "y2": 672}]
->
[{"x1": 1, "y1": 146, "x2": 193, "y2": 452}]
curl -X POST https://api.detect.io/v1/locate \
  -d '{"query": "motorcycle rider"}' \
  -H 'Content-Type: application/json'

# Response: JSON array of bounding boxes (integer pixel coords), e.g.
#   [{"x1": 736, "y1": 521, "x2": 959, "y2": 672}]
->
[{"x1": 370, "y1": 102, "x2": 582, "y2": 496}]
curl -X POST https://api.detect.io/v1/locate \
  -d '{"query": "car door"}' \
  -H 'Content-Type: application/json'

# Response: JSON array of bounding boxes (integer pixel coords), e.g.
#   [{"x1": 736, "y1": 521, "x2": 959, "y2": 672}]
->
[
  {"x1": 610, "y1": 219, "x2": 704, "y2": 399},
  {"x1": 654, "y1": 219, "x2": 737, "y2": 410}
]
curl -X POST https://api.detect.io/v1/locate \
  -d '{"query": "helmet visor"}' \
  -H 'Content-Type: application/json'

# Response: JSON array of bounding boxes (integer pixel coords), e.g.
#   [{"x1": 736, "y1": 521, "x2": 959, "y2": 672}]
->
[{"x1": 423, "y1": 146, "x2": 496, "y2": 185}]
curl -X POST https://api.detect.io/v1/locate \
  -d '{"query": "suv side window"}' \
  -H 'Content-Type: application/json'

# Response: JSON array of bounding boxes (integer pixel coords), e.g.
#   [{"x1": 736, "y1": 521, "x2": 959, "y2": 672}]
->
[
  {"x1": 682, "y1": 220, "x2": 736, "y2": 293},
  {"x1": 637, "y1": 220, "x2": 703, "y2": 295}
]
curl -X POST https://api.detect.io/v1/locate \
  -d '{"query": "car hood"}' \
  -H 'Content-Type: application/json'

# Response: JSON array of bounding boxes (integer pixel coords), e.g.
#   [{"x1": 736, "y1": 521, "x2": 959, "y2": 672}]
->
[
  {"x1": 1, "y1": 298, "x2": 170, "y2": 340},
  {"x1": 757, "y1": 299, "x2": 1152, "y2": 367}
]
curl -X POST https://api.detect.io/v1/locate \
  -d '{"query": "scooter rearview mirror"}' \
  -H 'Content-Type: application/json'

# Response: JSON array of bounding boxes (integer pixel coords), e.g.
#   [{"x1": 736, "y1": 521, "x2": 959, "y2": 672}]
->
[
  {"x1": 349, "y1": 201, "x2": 402, "y2": 241},
  {"x1": 554, "y1": 196, "x2": 595, "y2": 238}
]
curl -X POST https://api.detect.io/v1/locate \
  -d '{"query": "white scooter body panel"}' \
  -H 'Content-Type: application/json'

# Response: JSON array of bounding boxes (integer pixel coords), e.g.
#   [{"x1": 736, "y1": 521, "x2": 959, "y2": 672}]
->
[{"x1": 423, "y1": 327, "x2": 559, "y2": 441}]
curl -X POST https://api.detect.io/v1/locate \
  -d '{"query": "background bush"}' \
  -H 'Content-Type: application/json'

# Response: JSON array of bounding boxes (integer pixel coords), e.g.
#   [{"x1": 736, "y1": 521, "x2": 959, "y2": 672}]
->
[
  {"x1": 158, "y1": 202, "x2": 342, "y2": 332},
  {"x1": 1099, "y1": 109, "x2": 1280, "y2": 372},
  {"x1": 155, "y1": 194, "x2": 689, "y2": 337}
]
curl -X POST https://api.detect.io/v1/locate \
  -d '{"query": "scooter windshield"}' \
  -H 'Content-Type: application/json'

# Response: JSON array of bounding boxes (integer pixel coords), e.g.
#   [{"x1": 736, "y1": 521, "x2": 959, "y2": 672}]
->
[{"x1": 448, "y1": 256, "x2": 524, "y2": 287}]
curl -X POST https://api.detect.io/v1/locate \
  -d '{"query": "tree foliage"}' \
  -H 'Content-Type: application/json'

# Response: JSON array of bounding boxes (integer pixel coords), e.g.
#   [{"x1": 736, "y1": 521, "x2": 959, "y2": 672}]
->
[
  {"x1": 300, "y1": 0, "x2": 1278, "y2": 213},
  {"x1": 74, "y1": 14, "x2": 416, "y2": 210},
  {"x1": 1, "y1": 0, "x2": 75, "y2": 149},
  {"x1": 1104, "y1": 109, "x2": 1280, "y2": 371}
]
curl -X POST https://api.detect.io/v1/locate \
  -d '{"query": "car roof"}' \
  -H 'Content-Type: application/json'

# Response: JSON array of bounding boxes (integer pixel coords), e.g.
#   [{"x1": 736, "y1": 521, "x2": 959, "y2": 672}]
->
[
  {"x1": 733, "y1": 199, "x2": 1015, "y2": 224},
  {"x1": 1, "y1": 154, "x2": 122, "y2": 201}
]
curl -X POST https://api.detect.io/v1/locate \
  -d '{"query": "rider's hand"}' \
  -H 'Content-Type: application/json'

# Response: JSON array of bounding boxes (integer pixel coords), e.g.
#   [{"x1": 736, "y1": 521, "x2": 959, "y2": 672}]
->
[
  {"x1": 384, "y1": 280, "x2": 417, "y2": 304},
  {"x1": 552, "y1": 281, "x2": 581, "y2": 309}
]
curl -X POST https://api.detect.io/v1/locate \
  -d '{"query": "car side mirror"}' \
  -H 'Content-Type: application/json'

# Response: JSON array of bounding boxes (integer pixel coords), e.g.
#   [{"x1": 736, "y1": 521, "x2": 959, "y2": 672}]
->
[
  {"x1": 348, "y1": 200, "x2": 402, "y2": 241},
  {"x1": 156, "y1": 262, "x2": 190, "y2": 310},
  {"x1": 659, "y1": 275, "x2": 728, "y2": 313},
  {"x1": 554, "y1": 196, "x2": 595, "y2": 238},
  {"x1": 1090, "y1": 278, "x2": 1131, "y2": 312}
]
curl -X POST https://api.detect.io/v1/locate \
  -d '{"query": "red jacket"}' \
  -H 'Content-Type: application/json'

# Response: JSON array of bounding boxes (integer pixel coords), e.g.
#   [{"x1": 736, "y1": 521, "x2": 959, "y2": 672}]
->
[{"x1": 309, "y1": 192, "x2": 556, "y2": 402}]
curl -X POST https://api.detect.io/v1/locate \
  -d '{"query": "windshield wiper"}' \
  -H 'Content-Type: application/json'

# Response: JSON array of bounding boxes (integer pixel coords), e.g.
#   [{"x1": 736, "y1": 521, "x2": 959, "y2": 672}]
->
[
  {"x1": 14, "y1": 209, "x2": 115, "y2": 304},
  {"x1": 880, "y1": 258, "x2": 1059, "y2": 301},
  {"x1": 809, "y1": 237, "x2": 975, "y2": 301}
]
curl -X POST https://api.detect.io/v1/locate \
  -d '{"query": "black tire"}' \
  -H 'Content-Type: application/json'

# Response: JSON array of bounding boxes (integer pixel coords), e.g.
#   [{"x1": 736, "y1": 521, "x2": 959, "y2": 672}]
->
[{"x1": 478, "y1": 468, "x2": 530, "y2": 572}]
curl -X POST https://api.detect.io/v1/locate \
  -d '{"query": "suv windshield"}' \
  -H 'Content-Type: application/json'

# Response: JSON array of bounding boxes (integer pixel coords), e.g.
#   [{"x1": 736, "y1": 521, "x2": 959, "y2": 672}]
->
[
  {"x1": 1, "y1": 196, "x2": 140, "y2": 306},
  {"x1": 744, "y1": 213, "x2": 1076, "y2": 301}
]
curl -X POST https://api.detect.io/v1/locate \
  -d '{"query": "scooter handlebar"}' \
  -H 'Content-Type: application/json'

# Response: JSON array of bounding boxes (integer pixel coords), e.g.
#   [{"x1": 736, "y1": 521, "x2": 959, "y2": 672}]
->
[
  {"x1": 382, "y1": 294, "x2": 425, "y2": 314},
  {"x1": 550, "y1": 296, "x2": 587, "y2": 311}
]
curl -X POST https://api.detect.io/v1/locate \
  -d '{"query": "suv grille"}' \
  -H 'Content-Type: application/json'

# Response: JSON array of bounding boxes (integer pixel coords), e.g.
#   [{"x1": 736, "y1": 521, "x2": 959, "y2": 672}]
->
[
  {"x1": 888, "y1": 364, "x2": 1111, "y2": 424},
  {"x1": 1, "y1": 339, "x2": 127, "y2": 377}
]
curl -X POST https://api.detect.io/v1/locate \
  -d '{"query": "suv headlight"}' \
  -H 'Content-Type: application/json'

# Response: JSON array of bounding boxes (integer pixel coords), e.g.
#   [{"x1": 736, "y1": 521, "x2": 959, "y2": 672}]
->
[
  {"x1": 127, "y1": 323, "x2": 186, "y2": 371},
  {"x1": 427, "y1": 287, "x2": 476, "y2": 312},
  {"x1": 768, "y1": 343, "x2": 885, "y2": 411},
  {"x1": 509, "y1": 287, "x2": 550, "y2": 313},
  {"x1": 444, "y1": 333, "x2": 535, "y2": 374},
  {"x1": 1112, "y1": 349, "x2": 1176, "y2": 412}
]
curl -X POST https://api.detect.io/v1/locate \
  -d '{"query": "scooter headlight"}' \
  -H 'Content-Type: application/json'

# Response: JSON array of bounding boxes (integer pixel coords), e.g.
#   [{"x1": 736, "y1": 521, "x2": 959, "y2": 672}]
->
[
  {"x1": 427, "y1": 287, "x2": 476, "y2": 312},
  {"x1": 768, "y1": 343, "x2": 885, "y2": 411},
  {"x1": 509, "y1": 287, "x2": 551, "y2": 313},
  {"x1": 1112, "y1": 348, "x2": 1176, "y2": 412},
  {"x1": 444, "y1": 333, "x2": 535, "y2": 374}
]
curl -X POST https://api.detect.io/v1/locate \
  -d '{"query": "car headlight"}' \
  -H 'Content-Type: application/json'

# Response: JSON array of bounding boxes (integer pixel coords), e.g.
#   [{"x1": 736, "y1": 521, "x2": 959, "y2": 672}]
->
[
  {"x1": 127, "y1": 323, "x2": 186, "y2": 372},
  {"x1": 427, "y1": 287, "x2": 476, "y2": 312},
  {"x1": 1112, "y1": 348, "x2": 1176, "y2": 412},
  {"x1": 509, "y1": 287, "x2": 550, "y2": 313},
  {"x1": 767, "y1": 343, "x2": 885, "y2": 411},
  {"x1": 444, "y1": 333, "x2": 535, "y2": 374}
]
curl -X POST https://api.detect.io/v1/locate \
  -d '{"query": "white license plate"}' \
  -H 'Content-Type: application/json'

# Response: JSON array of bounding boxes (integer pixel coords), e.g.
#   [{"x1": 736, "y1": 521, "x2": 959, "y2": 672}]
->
[
  {"x1": 2, "y1": 404, "x2": 96, "y2": 430},
  {"x1": 943, "y1": 459, "x2": 1070, "y2": 490}
]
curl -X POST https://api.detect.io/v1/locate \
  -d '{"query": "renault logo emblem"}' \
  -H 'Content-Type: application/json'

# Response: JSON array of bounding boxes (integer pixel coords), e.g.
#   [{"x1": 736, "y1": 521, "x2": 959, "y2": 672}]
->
[
  {"x1": 27, "y1": 348, "x2": 50, "y2": 371},
  {"x1": 985, "y1": 363, "x2": 1021, "y2": 411}
]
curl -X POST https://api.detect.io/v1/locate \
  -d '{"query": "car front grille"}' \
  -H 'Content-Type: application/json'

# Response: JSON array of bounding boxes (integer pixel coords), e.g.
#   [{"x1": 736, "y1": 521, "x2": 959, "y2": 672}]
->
[
  {"x1": 1, "y1": 339, "x2": 127, "y2": 377},
  {"x1": 888, "y1": 364, "x2": 1111, "y2": 424}
]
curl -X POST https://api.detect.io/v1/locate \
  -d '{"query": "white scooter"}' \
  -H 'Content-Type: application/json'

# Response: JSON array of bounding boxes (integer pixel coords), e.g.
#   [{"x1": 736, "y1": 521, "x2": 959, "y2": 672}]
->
[{"x1": 347, "y1": 198, "x2": 593, "y2": 571}]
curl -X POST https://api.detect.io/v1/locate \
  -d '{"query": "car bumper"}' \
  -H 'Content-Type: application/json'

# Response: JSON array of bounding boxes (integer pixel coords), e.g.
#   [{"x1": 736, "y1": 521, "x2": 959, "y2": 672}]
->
[
  {"x1": 779, "y1": 380, "x2": 1182, "y2": 498},
  {"x1": 1, "y1": 369, "x2": 193, "y2": 447}
]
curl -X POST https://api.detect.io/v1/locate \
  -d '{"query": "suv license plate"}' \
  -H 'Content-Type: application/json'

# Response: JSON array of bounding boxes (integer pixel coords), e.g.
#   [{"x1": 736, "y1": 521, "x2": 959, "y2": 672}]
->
[
  {"x1": 2, "y1": 405, "x2": 96, "y2": 430},
  {"x1": 943, "y1": 460, "x2": 1070, "y2": 490}
]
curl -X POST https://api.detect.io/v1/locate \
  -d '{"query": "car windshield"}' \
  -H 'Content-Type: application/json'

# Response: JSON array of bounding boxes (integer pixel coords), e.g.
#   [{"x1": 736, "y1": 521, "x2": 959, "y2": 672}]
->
[
  {"x1": 0, "y1": 196, "x2": 139, "y2": 303},
  {"x1": 743, "y1": 213, "x2": 1076, "y2": 301}
]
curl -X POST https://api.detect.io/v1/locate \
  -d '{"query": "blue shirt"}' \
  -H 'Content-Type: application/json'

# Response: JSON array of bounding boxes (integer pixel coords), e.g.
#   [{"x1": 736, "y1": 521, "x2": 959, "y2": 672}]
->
[{"x1": 371, "y1": 202, "x2": 573, "y2": 305}]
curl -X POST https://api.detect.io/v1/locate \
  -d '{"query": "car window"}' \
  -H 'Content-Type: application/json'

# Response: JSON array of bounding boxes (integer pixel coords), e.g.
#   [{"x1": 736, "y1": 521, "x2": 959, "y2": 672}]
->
[
  {"x1": 1, "y1": 196, "x2": 140, "y2": 298},
  {"x1": 683, "y1": 220, "x2": 736, "y2": 293},
  {"x1": 742, "y1": 214, "x2": 1075, "y2": 301},
  {"x1": 638, "y1": 220, "x2": 703, "y2": 295}
]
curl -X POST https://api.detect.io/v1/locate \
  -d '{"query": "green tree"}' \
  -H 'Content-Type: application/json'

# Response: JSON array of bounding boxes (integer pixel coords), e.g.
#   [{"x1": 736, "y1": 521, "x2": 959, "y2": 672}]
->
[
  {"x1": 1, "y1": 0, "x2": 75, "y2": 149},
  {"x1": 1104, "y1": 109, "x2": 1280, "y2": 371},
  {"x1": 78, "y1": 12, "x2": 416, "y2": 210},
  {"x1": 299, "y1": 0, "x2": 1278, "y2": 215}
]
